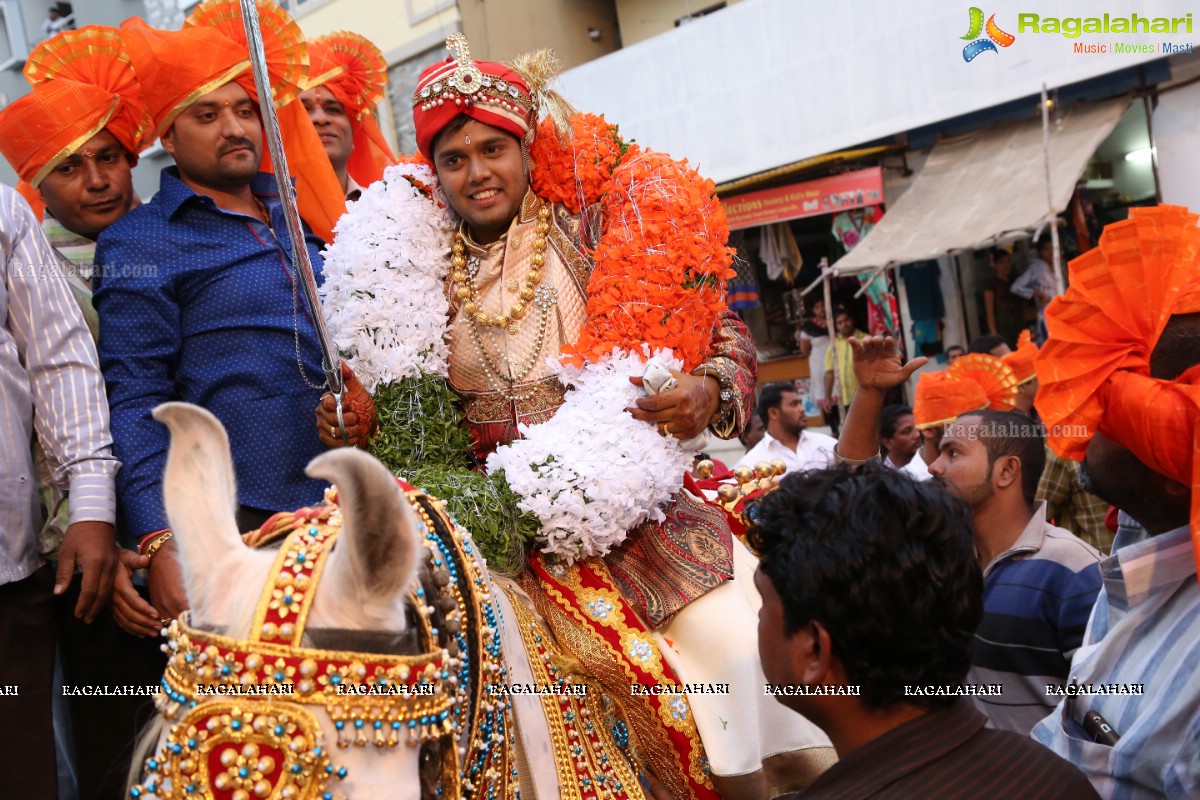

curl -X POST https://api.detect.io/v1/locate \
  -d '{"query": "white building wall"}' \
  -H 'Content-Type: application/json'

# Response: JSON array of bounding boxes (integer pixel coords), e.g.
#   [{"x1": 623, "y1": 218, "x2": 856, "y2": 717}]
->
[
  {"x1": 557, "y1": 0, "x2": 1181, "y2": 183},
  {"x1": 1155, "y1": 81, "x2": 1200, "y2": 213}
]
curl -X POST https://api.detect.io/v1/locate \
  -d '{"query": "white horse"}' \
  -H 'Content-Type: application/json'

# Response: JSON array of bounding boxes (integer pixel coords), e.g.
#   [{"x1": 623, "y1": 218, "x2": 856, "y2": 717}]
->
[
  {"x1": 127, "y1": 403, "x2": 444, "y2": 799},
  {"x1": 128, "y1": 403, "x2": 657, "y2": 800}
]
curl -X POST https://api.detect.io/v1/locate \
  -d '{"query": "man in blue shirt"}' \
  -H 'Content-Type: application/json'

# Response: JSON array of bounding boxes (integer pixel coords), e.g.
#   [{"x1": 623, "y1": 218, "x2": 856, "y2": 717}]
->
[
  {"x1": 927, "y1": 409, "x2": 1102, "y2": 734},
  {"x1": 829, "y1": 340, "x2": 1103, "y2": 735},
  {"x1": 94, "y1": 72, "x2": 336, "y2": 624}
]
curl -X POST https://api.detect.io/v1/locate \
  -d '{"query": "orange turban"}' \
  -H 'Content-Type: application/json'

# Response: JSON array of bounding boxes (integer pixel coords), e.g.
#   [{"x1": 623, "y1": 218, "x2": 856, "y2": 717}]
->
[
  {"x1": 0, "y1": 26, "x2": 152, "y2": 217},
  {"x1": 949, "y1": 353, "x2": 1018, "y2": 411},
  {"x1": 1001, "y1": 330, "x2": 1038, "y2": 385},
  {"x1": 913, "y1": 371, "x2": 989, "y2": 430},
  {"x1": 302, "y1": 32, "x2": 395, "y2": 188},
  {"x1": 412, "y1": 33, "x2": 533, "y2": 159},
  {"x1": 1035, "y1": 205, "x2": 1200, "y2": 583},
  {"x1": 120, "y1": 0, "x2": 345, "y2": 242}
]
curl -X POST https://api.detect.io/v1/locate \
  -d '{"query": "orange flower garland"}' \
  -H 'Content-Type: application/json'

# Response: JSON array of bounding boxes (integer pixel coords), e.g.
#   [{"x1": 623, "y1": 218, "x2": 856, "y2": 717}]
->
[
  {"x1": 530, "y1": 113, "x2": 634, "y2": 214},
  {"x1": 528, "y1": 111, "x2": 734, "y2": 372},
  {"x1": 396, "y1": 152, "x2": 433, "y2": 169}
]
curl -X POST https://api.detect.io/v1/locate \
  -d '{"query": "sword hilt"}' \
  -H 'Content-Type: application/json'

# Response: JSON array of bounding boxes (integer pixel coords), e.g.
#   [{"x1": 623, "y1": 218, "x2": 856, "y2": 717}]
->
[{"x1": 333, "y1": 388, "x2": 351, "y2": 448}]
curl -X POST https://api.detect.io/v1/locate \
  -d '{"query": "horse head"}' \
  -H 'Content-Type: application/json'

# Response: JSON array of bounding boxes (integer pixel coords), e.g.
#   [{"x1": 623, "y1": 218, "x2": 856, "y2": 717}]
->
[{"x1": 129, "y1": 403, "x2": 460, "y2": 800}]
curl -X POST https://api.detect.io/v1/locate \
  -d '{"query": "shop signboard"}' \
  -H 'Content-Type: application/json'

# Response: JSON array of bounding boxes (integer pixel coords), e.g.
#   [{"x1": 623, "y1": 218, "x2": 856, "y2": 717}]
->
[{"x1": 722, "y1": 167, "x2": 885, "y2": 230}]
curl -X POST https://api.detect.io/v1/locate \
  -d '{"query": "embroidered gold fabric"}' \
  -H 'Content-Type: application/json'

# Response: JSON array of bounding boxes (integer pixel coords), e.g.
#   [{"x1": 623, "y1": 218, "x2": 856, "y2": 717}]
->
[
  {"x1": 457, "y1": 376, "x2": 566, "y2": 425},
  {"x1": 446, "y1": 191, "x2": 588, "y2": 401},
  {"x1": 603, "y1": 489, "x2": 735, "y2": 628},
  {"x1": 498, "y1": 583, "x2": 645, "y2": 799},
  {"x1": 547, "y1": 203, "x2": 593, "y2": 292},
  {"x1": 516, "y1": 570, "x2": 704, "y2": 800}
]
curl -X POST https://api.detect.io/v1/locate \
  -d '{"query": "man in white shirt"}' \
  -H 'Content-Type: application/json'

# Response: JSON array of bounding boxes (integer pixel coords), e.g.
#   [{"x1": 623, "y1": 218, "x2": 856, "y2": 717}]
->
[
  {"x1": 1011, "y1": 238, "x2": 1058, "y2": 342},
  {"x1": 41, "y1": 7, "x2": 69, "y2": 39},
  {"x1": 0, "y1": 183, "x2": 119, "y2": 799},
  {"x1": 735, "y1": 382, "x2": 836, "y2": 474}
]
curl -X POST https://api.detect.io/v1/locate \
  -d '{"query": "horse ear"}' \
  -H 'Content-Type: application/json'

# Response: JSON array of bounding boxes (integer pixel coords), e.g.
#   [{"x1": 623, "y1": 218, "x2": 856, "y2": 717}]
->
[
  {"x1": 152, "y1": 402, "x2": 246, "y2": 610},
  {"x1": 306, "y1": 449, "x2": 420, "y2": 620}
]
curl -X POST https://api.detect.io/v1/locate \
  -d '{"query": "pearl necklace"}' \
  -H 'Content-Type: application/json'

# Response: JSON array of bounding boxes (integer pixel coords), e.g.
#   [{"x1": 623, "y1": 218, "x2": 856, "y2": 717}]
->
[
  {"x1": 466, "y1": 280, "x2": 559, "y2": 397},
  {"x1": 451, "y1": 204, "x2": 552, "y2": 336}
]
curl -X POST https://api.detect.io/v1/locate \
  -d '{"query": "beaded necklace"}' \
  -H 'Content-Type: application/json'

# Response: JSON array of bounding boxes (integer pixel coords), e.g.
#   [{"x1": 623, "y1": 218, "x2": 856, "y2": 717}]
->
[
  {"x1": 451, "y1": 203, "x2": 551, "y2": 334},
  {"x1": 453, "y1": 204, "x2": 562, "y2": 401}
]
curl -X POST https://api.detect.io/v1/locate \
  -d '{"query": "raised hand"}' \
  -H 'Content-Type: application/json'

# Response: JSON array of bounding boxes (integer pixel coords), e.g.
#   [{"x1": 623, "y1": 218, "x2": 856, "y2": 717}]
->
[{"x1": 850, "y1": 335, "x2": 927, "y2": 393}]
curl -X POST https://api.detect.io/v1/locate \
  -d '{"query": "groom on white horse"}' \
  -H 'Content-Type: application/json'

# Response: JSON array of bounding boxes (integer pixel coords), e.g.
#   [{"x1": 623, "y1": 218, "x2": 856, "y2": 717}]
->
[{"x1": 317, "y1": 34, "x2": 834, "y2": 798}]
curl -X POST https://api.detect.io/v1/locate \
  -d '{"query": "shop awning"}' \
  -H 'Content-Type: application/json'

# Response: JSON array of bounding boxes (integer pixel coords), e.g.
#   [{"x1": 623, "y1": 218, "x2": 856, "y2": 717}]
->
[{"x1": 833, "y1": 98, "x2": 1130, "y2": 275}]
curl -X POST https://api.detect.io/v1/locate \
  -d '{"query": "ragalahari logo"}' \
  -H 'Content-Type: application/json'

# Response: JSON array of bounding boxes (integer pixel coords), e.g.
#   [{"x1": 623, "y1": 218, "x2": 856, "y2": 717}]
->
[{"x1": 962, "y1": 7, "x2": 1016, "y2": 61}]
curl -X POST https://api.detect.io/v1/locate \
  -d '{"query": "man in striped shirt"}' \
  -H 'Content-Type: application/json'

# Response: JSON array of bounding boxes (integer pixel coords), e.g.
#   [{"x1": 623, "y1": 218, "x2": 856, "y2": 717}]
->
[
  {"x1": 1030, "y1": 208, "x2": 1200, "y2": 799},
  {"x1": 752, "y1": 464, "x2": 1098, "y2": 799},
  {"x1": 928, "y1": 410, "x2": 1103, "y2": 734},
  {"x1": 0, "y1": 183, "x2": 120, "y2": 799},
  {"x1": 0, "y1": 29, "x2": 170, "y2": 798}
]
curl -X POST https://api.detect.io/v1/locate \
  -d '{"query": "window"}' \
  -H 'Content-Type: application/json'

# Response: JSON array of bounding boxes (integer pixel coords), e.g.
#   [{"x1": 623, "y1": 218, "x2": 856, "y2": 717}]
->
[
  {"x1": 0, "y1": 0, "x2": 30, "y2": 72},
  {"x1": 675, "y1": 2, "x2": 726, "y2": 28}
]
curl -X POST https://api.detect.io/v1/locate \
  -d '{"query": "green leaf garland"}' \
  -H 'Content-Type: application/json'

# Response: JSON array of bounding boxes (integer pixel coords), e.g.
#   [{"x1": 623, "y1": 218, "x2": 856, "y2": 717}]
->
[{"x1": 369, "y1": 375, "x2": 537, "y2": 574}]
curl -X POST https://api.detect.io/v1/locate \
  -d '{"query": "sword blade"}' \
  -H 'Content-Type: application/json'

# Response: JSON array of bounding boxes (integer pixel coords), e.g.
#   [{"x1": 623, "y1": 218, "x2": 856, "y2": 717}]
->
[{"x1": 237, "y1": 0, "x2": 343, "y2": 396}]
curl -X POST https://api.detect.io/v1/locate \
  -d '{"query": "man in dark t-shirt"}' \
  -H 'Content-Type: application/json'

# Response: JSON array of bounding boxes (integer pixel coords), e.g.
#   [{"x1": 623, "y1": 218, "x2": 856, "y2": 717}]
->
[{"x1": 751, "y1": 465, "x2": 1099, "y2": 799}]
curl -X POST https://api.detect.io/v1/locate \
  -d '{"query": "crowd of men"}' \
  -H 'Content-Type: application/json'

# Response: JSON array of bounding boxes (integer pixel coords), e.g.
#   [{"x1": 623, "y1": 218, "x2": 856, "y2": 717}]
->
[
  {"x1": 741, "y1": 262, "x2": 1199, "y2": 797},
  {"x1": 0, "y1": 6, "x2": 388, "y2": 797},
  {"x1": 0, "y1": 1, "x2": 1197, "y2": 798}
]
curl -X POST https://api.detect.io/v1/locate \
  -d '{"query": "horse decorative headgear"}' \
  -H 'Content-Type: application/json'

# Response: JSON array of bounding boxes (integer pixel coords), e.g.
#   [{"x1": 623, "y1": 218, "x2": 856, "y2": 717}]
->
[{"x1": 130, "y1": 485, "x2": 518, "y2": 799}]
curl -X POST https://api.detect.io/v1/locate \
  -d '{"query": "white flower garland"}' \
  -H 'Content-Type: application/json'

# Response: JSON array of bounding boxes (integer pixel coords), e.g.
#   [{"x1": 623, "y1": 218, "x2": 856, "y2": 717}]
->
[
  {"x1": 320, "y1": 162, "x2": 456, "y2": 392},
  {"x1": 321, "y1": 165, "x2": 696, "y2": 562},
  {"x1": 487, "y1": 348, "x2": 696, "y2": 560}
]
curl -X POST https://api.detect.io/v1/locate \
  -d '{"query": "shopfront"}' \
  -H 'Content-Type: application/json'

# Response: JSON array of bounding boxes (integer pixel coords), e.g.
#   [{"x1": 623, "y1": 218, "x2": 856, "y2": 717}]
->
[
  {"x1": 719, "y1": 165, "x2": 897, "y2": 425},
  {"x1": 831, "y1": 96, "x2": 1138, "y2": 394}
]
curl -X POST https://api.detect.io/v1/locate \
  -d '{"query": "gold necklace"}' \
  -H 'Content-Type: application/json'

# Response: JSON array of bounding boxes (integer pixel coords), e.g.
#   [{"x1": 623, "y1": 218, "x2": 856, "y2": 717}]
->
[
  {"x1": 466, "y1": 282, "x2": 558, "y2": 396},
  {"x1": 451, "y1": 204, "x2": 551, "y2": 335},
  {"x1": 253, "y1": 196, "x2": 274, "y2": 232}
]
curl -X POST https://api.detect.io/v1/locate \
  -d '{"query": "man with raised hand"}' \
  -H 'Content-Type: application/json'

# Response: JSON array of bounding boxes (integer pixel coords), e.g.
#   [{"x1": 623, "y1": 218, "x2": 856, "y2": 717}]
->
[{"x1": 834, "y1": 338, "x2": 1103, "y2": 734}]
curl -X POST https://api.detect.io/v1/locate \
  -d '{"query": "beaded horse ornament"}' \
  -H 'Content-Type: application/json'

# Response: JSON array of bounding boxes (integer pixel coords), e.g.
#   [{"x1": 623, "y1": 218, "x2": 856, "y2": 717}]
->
[
  {"x1": 129, "y1": 405, "x2": 519, "y2": 800},
  {"x1": 131, "y1": 513, "x2": 463, "y2": 800}
]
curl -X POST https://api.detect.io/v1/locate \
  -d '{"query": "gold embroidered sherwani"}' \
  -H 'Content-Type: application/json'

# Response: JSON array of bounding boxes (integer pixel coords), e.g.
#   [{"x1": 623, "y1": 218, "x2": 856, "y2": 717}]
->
[{"x1": 444, "y1": 191, "x2": 832, "y2": 795}]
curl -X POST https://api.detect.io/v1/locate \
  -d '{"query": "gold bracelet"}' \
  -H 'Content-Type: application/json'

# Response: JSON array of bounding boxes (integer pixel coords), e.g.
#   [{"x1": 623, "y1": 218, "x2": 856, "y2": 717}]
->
[
  {"x1": 143, "y1": 530, "x2": 174, "y2": 560},
  {"x1": 693, "y1": 365, "x2": 730, "y2": 426}
]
